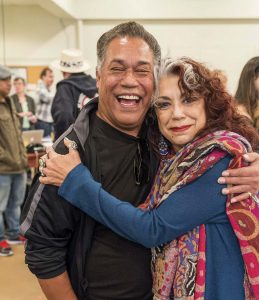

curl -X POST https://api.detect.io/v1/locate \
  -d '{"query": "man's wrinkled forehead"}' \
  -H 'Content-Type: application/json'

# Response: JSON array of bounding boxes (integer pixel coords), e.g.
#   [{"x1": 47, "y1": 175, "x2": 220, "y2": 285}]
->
[{"x1": 104, "y1": 36, "x2": 155, "y2": 66}]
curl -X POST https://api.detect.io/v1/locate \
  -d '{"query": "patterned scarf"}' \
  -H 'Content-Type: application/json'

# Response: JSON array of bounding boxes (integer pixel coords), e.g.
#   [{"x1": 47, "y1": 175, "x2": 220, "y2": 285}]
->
[{"x1": 140, "y1": 130, "x2": 259, "y2": 300}]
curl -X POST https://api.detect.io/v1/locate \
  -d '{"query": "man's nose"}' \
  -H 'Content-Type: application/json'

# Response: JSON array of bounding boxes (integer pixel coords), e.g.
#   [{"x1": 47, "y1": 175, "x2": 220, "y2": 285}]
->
[{"x1": 121, "y1": 70, "x2": 138, "y2": 87}]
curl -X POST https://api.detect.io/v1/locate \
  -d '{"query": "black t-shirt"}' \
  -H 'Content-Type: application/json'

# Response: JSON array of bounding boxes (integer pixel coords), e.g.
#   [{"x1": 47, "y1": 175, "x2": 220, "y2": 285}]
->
[{"x1": 84, "y1": 113, "x2": 157, "y2": 300}]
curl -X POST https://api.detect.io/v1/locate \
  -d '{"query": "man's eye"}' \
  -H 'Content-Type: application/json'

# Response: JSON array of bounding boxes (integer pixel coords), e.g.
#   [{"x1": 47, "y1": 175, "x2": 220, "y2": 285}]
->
[
  {"x1": 154, "y1": 102, "x2": 171, "y2": 110},
  {"x1": 111, "y1": 67, "x2": 124, "y2": 72},
  {"x1": 136, "y1": 69, "x2": 149, "y2": 74}
]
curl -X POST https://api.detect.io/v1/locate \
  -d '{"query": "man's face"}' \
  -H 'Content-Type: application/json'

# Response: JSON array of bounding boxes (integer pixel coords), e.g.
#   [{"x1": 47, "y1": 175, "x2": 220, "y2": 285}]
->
[
  {"x1": 0, "y1": 78, "x2": 11, "y2": 98},
  {"x1": 42, "y1": 71, "x2": 54, "y2": 87},
  {"x1": 96, "y1": 36, "x2": 155, "y2": 136}
]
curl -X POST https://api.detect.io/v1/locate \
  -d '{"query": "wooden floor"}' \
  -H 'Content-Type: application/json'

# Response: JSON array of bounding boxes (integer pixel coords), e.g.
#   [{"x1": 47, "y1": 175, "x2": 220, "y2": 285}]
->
[{"x1": 0, "y1": 244, "x2": 46, "y2": 300}]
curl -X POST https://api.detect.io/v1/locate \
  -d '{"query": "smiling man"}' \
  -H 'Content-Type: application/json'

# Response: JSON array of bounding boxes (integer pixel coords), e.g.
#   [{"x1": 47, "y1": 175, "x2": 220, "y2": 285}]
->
[
  {"x1": 96, "y1": 36, "x2": 154, "y2": 136},
  {"x1": 21, "y1": 22, "x2": 161, "y2": 300}
]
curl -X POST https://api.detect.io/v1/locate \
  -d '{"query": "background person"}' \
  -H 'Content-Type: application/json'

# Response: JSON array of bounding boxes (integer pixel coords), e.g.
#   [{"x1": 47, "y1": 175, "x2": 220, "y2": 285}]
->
[
  {"x1": 41, "y1": 57, "x2": 259, "y2": 299},
  {"x1": 0, "y1": 66, "x2": 27, "y2": 257},
  {"x1": 11, "y1": 77, "x2": 37, "y2": 131},
  {"x1": 35, "y1": 67, "x2": 54, "y2": 137},
  {"x1": 235, "y1": 56, "x2": 259, "y2": 130},
  {"x1": 51, "y1": 48, "x2": 97, "y2": 140}
]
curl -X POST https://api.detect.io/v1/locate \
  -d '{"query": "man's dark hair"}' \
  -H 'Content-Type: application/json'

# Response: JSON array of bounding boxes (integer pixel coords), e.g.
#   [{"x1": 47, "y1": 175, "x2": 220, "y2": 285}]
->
[
  {"x1": 40, "y1": 67, "x2": 53, "y2": 79},
  {"x1": 97, "y1": 21, "x2": 161, "y2": 69}
]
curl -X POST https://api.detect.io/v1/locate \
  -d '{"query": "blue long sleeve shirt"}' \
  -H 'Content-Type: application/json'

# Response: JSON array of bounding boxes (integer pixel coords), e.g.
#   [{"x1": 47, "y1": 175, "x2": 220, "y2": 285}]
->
[{"x1": 59, "y1": 156, "x2": 245, "y2": 299}]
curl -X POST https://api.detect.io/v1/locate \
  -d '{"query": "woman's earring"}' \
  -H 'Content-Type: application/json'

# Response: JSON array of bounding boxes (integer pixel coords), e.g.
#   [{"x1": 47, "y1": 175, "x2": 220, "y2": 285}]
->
[{"x1": 159, "y1": 135, "x2": 169, "y2": 156}]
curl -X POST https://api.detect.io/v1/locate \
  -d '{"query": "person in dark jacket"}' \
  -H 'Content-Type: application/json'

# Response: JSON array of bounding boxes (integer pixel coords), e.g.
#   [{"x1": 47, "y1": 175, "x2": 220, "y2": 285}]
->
[
  {"x1": 21, "y1": 22, "x2": 160, "y2": 300},
  {"x1": 11, "y1": 77, "x2": 37, "y2": 130},
  {"x1": 51, "y1": 49, "x2": 97, "y2": 140}
]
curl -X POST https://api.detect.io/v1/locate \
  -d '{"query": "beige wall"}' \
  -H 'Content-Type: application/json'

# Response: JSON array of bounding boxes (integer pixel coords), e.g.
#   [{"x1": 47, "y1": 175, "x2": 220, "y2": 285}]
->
[
  {"x1": 0, "y1": 5, "x2": 76, "y2": 65},
  {"x1": 82, "y1": 19, "x2": 259, "y2": 93},
  {"x1": 1, "y1": 3, "x2": 259, "y2": 92}
]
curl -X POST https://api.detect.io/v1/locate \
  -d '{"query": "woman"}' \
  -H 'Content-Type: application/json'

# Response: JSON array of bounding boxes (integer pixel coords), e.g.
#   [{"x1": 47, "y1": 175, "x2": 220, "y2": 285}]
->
[
  {"x1": 11, "y1": 77, "x2": 37, "y2": 130},
  {"x1": 41, "y1": 57, "x2": 259, "y2": 299},
  {"x1": 235, "y1": 56, "x2": 259, "y2": 131}
]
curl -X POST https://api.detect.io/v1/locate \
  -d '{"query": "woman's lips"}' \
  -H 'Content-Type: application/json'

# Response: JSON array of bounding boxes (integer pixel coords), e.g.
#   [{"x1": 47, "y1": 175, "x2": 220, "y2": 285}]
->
[{"x1": 171, "y1": 125, "x2": 192, "y2": 132}]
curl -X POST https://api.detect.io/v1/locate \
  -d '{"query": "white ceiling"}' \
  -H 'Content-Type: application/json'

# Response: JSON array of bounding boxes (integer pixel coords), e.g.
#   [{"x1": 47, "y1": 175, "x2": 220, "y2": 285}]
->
[
  {"x1": 2, "y1": 0, "x2": 76, "y2": 18},
  {"x1": 3, "y1": 0, "x2": 38, "y2": 5}
]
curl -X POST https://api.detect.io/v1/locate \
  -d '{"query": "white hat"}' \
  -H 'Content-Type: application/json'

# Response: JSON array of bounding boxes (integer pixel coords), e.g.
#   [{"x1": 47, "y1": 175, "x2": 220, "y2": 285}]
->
[{"x1": 51, "y1": 48, "x2": 90, "y2": 73}]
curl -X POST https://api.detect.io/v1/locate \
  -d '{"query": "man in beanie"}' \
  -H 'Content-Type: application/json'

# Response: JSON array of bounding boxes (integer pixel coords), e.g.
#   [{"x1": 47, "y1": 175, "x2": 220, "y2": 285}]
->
[
  {"x1": 0, "y1": 65, "x2": 27, "y2": 256},
  {"x1": 51, "y1": 49, "x2": 97, "y2": 140}
]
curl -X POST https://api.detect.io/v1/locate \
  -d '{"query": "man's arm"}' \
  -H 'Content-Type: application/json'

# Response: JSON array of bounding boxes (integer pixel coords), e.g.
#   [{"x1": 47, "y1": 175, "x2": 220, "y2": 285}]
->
[
  {"x1": 38, "y1": 272, "x2": 77, "y2": 300},
  {"x1": 21, "y1": 179, "x2": 79, "y2": 299}
]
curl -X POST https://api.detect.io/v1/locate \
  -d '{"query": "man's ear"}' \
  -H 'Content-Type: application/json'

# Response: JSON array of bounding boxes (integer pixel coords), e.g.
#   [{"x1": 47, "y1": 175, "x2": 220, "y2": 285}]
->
[{"x1": 96, "y1": 67, "x2": 100, "y2": 89}]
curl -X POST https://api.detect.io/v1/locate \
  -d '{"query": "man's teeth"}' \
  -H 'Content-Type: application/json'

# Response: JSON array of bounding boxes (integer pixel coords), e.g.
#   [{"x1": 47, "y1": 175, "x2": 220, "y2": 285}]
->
[{"x1": 118, "y1": 95, "x2": 140, "y2": 101}]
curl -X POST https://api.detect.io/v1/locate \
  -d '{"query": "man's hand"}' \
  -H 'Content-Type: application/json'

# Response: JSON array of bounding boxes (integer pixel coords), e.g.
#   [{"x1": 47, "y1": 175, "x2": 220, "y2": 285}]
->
[{"x1": 217, "y1": 152, "x2": 259, "y2": 202}]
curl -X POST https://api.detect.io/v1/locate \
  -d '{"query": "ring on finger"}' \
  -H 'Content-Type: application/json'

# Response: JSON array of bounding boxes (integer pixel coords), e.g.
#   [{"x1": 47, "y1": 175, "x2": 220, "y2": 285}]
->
[
  {"x1": 248, "y1": 192, "x2": 259, "y2": 204},
  {"x1": 39, "y1": 157, "x2": 46, "y2": 168},
  {"x1": 39, "y1": 166, "x2": 46, "y2": 177},
  {"x1": 68, "y1": 140, "x2": 78, "y2": 150}
]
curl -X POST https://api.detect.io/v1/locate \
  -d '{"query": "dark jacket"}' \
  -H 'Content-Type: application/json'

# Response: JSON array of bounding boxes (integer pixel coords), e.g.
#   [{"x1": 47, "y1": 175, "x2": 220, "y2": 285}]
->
[
  {"x1": 0, "y1": 96, "x2": 27, "y2": 174},
  {"x1": 11, "y1": 94, "x2": 36, "y2": 129},
  {"x1": 51, "y1": 73, "x2": 97, "y2": 140},
  {"x1": 21, "y1": 99, "x2": 98, "y2": 299},
  {"x1": 20, "y1": 98, "x2": 159, "y2": 299}
]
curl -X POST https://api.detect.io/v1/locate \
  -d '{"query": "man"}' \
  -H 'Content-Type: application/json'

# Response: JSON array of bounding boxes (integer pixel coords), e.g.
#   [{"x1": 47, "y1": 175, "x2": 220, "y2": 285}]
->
[
  {"x1": 0, "y1": 66, "x2": 27, "y2": 256},
  {"x1": 21, "y1": 22, "x2": 259, "y2": 300},
  {"x1": 35, "y1": 67, "x2": 54, "y2": 137},
  {"x1": 51, "y1": 48, "x2": 97, "y2": 140},
  {"x1": 21, "y1": 21, "x2": 159, "y2": 300}
]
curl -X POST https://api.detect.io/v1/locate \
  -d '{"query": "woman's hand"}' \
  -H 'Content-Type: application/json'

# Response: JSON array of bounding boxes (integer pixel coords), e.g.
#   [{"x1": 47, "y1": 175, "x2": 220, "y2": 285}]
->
[
  {"x1": 39, "y1": 138, "x2": 81, "y2": 186},
  {"x1": 217, "y1": 152, "x2": 259, "y2": 202}
]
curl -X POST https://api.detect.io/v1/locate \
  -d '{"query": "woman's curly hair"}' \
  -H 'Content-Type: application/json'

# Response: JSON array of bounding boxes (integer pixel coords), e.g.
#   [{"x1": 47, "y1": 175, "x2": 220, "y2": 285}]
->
[{"x1": 148, "y1": 57, "x2": 259, "y2": 153}]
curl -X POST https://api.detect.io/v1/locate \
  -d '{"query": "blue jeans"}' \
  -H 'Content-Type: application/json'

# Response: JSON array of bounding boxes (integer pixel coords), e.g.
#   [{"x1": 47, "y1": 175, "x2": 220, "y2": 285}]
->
[
  {"x1": 35, "y1": 119, "x2": 53, "y2": 137},
  {"x1": 0, "y1": 172, "x2": 27, "y2": 241}
]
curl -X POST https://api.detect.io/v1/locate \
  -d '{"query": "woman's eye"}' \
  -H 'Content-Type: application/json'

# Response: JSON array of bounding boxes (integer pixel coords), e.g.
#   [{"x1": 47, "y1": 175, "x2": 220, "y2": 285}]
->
[
  {"x1": 183, "y1": 97, "x2": 198, "y2": 104},
  {"x1": 155, "y1": 102, "x2": 171, "y2": 110}
]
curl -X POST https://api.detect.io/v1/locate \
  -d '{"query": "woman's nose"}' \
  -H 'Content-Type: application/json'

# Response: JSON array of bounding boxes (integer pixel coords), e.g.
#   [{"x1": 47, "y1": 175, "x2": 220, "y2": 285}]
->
[{"x1": 171, "y1": 103, "x2": 185, "y2": 119}]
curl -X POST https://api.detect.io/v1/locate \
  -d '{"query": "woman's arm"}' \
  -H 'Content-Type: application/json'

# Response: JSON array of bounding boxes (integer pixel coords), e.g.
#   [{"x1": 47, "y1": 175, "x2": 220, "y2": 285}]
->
[{"x1": 58, "y1": 156, "x2": 231, "y2": 248}]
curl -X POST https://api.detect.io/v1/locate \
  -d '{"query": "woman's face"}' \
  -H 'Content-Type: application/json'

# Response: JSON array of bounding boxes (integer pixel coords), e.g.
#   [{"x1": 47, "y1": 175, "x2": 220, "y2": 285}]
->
[
  {"x1": 14, "y1": 79, "x2": 25, "y2": 94},
  {"x1": 155, "y1": 74, "x2": 207, "y2": 152}
]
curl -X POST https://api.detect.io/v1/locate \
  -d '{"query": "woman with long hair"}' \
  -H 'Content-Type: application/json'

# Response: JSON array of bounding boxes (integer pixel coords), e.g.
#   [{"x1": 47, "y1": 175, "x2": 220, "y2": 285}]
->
[
  {"x1": 11, "y1": 77, "x2": 37, "y2": 130},
  {"x1": 235, "y1": 56, "x2": 259, "y2": 130}
]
